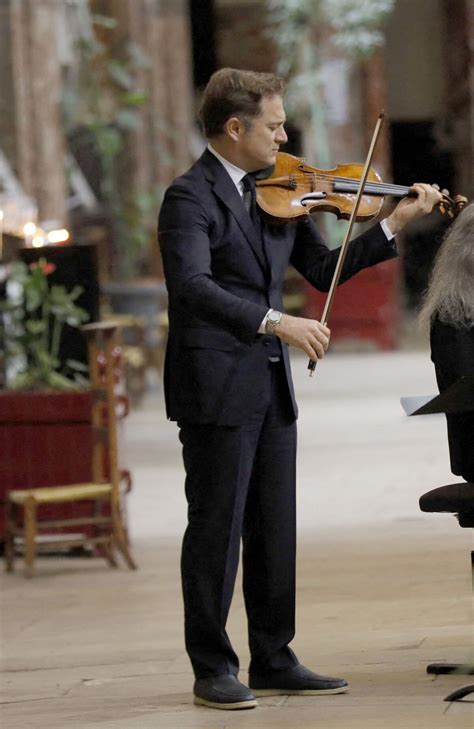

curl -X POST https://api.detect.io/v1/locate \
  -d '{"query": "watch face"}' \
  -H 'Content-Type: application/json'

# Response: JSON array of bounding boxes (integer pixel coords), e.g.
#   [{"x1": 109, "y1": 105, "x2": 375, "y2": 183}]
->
[{"x1": 266, "y1": 311, "x2": 281, "y2": 334}]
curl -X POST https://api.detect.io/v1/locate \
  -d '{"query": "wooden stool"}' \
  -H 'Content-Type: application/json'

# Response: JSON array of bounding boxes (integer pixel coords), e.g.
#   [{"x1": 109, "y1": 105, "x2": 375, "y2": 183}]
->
[{"x1": 4, "y1": 322, "x2": 137, "y2": 577}]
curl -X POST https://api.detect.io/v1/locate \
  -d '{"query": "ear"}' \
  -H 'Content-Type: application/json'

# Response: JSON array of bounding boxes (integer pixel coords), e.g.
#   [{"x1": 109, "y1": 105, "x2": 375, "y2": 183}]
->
[{"x1": 225, "y1": 116, "x2": 244, "y2": 142}]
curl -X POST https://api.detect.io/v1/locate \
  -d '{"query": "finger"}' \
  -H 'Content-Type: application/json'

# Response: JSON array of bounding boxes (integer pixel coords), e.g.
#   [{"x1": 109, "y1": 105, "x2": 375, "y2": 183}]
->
[
  {"x1": 413, "y1": 182, "x2": 442, "y2": 200},
  {"x1": 312, "y1": 322, "x2": 330, "y2": 341},
  {"x1": 311, "y1": 330, "x2": 329, "y2": 352},
  {"x1": 411, "y1": 184, "x2": 439, "y2": 212},
  {"x1": 309, "y1": 336, "x2": 326, "y2": 360},
  {"x1": 313, "y1": 320, "x2": 330, "y2": 337},
  {"x1": 303, "y1": 341, "x2": 319, "y2": 361}
]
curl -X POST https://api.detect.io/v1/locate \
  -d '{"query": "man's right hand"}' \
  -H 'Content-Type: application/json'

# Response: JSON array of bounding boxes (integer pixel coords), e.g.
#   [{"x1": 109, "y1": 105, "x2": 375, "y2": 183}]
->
[{"x1": 276, "y1": 314, "x2": 330, "y2": 361}]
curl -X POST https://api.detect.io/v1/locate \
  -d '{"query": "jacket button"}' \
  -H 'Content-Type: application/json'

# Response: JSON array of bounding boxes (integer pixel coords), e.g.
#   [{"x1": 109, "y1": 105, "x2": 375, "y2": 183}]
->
[{"x1": 263, "y1": 337, "x2": 270, "y2": 346}]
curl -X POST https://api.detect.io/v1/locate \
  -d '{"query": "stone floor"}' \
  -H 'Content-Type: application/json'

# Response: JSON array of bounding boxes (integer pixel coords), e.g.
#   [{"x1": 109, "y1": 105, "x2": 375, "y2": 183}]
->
[{"x1": 1, "y1": 349, "x2": 473, "y2": 728}]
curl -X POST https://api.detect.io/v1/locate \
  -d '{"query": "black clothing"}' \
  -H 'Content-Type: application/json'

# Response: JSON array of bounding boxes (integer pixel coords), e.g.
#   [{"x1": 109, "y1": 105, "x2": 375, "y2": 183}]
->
[
  {"x1": 158, "y1": 148, "x2": 397, "y2": 677},
  {"x1": 158, "y1": 149, "x2": 396, "y2": 427},
  {"x1": 430, "y1": 317, "x2": 474, "y2": 481}
]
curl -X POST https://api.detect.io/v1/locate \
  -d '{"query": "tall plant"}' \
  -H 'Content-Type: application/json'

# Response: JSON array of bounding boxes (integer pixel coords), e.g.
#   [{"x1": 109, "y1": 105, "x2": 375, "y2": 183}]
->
[
  {"x1": 63, "y1": 12, "x2": 163, "y2": 280},
  {"x1": 266, "y1": 0, "x2": 395, "y2": 244}
]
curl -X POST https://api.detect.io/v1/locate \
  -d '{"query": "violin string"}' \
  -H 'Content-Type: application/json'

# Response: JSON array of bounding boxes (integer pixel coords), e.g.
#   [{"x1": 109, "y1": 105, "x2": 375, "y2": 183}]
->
[
  {"x1": 302, "y1": 174, "x2": 452, "y2": 201},
  {"x1": 266, "y1": 175, "x2": 408, "y2": 195},
  {"x1": 289, "y1": 172, "x2": 412, "y2": 194},
  {"x1": 260, "y1": 172, "x2": 452, "y2": 202}
]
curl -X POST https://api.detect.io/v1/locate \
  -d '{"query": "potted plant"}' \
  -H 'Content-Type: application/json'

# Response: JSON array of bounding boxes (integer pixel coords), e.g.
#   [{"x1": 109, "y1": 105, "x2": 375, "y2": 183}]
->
[
  {"x1": 0, "y1": 259, "x2": 93, "y2": 540},
  {"x1": 2, "y1": 258, "x2": 90, "y2": 390}
]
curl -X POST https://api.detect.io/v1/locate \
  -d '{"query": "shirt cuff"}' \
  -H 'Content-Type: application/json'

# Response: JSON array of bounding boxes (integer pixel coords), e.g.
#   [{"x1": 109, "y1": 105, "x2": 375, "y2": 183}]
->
[
  {"x1": 258, "y1": 309, "x2": 273, "y2": 333},
  {"x1": 380, "y1": 218, "x2": 396, "y2": 241}
]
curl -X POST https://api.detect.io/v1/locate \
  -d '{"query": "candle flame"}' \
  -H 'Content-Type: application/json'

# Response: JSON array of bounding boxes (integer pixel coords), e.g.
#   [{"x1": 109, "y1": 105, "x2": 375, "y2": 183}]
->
[{"x1": 47, "y1": 228, "x2": 69, "y2": 244}]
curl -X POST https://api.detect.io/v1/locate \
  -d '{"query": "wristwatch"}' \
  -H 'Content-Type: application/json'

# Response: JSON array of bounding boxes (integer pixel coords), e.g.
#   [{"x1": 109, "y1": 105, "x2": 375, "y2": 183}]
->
[{"x1": 265, "y1": 310, "x2": 283, "y2": 335}]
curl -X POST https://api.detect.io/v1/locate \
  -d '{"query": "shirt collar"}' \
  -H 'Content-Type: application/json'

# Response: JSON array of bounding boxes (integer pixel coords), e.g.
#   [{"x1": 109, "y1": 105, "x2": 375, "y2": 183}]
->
[{"x1": 207, "y1": 144, "x2": 247, "y2": 192}]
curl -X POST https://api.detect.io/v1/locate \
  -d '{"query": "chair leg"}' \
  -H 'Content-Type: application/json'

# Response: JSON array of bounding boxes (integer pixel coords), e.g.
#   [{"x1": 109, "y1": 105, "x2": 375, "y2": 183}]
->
[
  {"x1": 102, "y1": 538, "x2": 119, "y2": 568},
  {"x1": 4, "y1": 500, "x2": 15, "y2": 573},
  {"x1": 92, "y1": 500, "x2": 117, "y2": 567},
  {"x1": 444, "y1": 684, "x2": 474, "y2": 702},
  {"x1": 112, "y1": 509, "x2": 137, "y2": 570},
  {"x1": 24, "y1": 497, "x2": 37, "y2": 578}
]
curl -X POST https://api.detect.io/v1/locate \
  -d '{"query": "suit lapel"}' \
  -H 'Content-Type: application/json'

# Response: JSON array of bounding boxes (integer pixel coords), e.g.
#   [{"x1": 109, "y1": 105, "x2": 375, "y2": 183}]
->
[{"x1": 200, "y1": 150, "x2": 268, "y2": 275}]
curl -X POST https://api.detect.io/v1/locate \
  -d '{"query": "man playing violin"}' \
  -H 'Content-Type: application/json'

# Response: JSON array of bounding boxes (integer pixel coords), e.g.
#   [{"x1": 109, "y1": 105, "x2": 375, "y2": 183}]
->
[{"x1": 158, "y1": 67, "x2": 442, "y2": 711}]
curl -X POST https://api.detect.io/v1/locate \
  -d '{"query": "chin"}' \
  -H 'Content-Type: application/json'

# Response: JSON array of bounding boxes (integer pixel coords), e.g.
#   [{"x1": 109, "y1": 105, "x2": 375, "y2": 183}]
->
[{"x1": 264, "y1": 152, "x2": 278, "y2": 166}]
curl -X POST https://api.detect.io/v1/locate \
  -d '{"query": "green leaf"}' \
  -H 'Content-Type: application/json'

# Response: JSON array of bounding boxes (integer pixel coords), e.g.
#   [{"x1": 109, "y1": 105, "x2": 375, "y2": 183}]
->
[
  {"x1": 25, "y1": 319, "x2": 46, "y2": 335},
  {"x1": 95, "y1": 126, "x2": 122, "y2": 157},
  {"x1": 69, "y1": 285, "x2": 84, "y2": 301},
  {"x1": 24, "y1": 288, "x2": 43, "y2": 312},
  {"x1": 66, "y1": 359, "x2": 89, "y2": 373},
  {"x1": 126, "y1": 41, "x2": 152, "y2": 69},
  {"x1": 116, "y1": 108, "x2": 140, "y2": 130},
  {"x1": 47, "y1": 371, "x2": 82, "y2": 390},
  {"x1": 72, "y1": 372, "x2": 90, "y2": 388},
  {"x1": 92, "y1": 14, "x2": 118, "y2": 30},
  {"x1": 108, "y1": 61, "x2": 134, "y2": 90},
  {"x1": 120, "y1": 91, "x2": 148, "y2": 107}
]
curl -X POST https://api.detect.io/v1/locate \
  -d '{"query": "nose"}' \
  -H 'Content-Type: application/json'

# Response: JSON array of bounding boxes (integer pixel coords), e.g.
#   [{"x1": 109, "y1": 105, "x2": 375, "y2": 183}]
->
[{"x1": 276, "y1": 125, "x2": 288, "y2": 144}]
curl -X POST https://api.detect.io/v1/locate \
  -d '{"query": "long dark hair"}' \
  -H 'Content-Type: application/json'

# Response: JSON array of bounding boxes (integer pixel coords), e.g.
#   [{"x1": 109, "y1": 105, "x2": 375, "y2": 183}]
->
[{"x1": 419, "y1": 203, "x2": 474, "y2": 332}]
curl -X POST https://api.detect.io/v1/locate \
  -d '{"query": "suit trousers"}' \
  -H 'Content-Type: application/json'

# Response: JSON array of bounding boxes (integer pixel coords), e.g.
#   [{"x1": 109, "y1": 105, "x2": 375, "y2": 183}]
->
[{"x1": 179, "y1": 359, "x2": 299, "y2": 678}]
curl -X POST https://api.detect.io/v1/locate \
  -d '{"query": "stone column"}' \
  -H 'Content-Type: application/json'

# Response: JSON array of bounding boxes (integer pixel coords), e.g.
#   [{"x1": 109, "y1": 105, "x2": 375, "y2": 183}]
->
[
  {"x1": 9, "y1": 0, "x2": 67, "y2": 224},
  {"x1": 100, "y1": 0, "x2": 195, "y2": 188},
  {"x1": 148, "y1": 0, "x2": 195, "y2": 181}
]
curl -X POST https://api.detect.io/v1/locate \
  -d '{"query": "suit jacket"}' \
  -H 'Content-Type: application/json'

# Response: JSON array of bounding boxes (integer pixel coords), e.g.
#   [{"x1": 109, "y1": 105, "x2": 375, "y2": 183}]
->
[
  {"x1": 158, "y1": 149, "x2": 397, "y2": 426},
  {"x1": 430, "y1": 316, "x2": 474, "y2": 481}
]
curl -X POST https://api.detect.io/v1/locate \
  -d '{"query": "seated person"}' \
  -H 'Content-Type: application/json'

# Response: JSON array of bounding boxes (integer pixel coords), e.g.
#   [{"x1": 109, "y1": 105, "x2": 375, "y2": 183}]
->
[{"x1": 419, "y1": 203, "x2": 474, "y2": 482}]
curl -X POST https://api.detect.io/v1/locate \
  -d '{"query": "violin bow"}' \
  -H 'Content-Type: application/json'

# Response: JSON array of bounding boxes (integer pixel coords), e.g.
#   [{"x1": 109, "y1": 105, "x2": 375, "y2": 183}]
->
[{"x1": 308, "y1": 111, "x2": 385, "y2": 376}]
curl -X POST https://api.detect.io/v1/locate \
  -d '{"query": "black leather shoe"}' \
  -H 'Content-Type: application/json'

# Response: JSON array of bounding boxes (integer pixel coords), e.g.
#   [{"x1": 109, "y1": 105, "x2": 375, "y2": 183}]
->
[
  {"x1": 249, "y1": 664, "x2": 349, "y2": 696},
  {"x1": 193, "y1": 674, "x2": 257, "y2": 710}
]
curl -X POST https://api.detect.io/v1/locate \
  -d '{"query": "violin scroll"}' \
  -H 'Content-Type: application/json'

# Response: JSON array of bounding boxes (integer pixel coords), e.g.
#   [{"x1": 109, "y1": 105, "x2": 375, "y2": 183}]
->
[{"x1": 439, "y1": 192, "x2": 468, "y2": 218}]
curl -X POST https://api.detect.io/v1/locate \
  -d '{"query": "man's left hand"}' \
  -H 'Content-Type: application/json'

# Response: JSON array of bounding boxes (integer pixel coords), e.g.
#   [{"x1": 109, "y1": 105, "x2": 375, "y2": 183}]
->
[{"x1": 384, "y1": 183, "x2": 443, "y2": 235}]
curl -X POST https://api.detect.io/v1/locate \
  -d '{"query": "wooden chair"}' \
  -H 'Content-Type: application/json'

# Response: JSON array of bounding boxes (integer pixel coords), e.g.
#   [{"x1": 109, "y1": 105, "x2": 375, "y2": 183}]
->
[{"x1": 4, "y1": 322, "x2": 137, "y2": 577}]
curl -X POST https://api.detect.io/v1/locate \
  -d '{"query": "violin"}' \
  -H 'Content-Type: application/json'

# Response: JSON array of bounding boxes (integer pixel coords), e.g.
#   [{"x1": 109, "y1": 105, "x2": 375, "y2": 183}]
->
[{"x1": 256, "y1": 152, "x2": 467, "y2": 223}]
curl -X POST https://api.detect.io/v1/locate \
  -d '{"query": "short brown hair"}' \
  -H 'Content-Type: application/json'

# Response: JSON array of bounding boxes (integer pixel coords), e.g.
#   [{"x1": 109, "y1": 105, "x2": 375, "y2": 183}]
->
[{"x1": 199, "y1": 68, "x2": 286, "y2": 138}]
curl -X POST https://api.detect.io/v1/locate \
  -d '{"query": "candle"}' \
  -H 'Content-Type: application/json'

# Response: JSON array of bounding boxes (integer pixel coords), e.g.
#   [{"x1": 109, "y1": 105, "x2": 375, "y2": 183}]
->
[
  {"x1": 32, "y1": 235, "x2": 45, "y2": 248},
  {"x1": 47, "y1": 228, "x2": 69, "y2": 245},
  {"x1": 23, "y1": 221, "x2": 36, "y2": 247}
]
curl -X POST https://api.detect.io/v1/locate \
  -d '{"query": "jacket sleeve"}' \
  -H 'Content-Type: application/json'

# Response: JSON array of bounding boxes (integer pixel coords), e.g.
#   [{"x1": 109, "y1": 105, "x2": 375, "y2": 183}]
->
[
  {"x1": 158, "y1": 184, "x2": 268, "y2": 341},
  {"x1": 289, "y1": 217, "x2": 397, "y2": 292}
]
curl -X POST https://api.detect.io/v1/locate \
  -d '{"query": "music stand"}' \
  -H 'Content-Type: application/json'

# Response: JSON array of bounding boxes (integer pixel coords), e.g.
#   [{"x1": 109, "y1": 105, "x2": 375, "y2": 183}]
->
[{"x1": 401, "y1": 374, "x2": 474, "y2": 416}]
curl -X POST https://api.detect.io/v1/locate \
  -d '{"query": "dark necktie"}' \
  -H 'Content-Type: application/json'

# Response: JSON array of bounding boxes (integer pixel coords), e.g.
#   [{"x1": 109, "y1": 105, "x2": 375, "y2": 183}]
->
[
  {"x1": 242, "y1": 173, "x2": 271, "y2": 274},
  {"x1": 242, "y1": 173, "x2": 261, "y2": 236}
]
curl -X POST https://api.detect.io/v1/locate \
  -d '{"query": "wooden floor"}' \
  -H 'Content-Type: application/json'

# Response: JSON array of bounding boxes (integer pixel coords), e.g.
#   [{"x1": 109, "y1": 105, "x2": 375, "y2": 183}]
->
[{"x1": 1, "y1": 351, "x2": 473, "y2": 728}]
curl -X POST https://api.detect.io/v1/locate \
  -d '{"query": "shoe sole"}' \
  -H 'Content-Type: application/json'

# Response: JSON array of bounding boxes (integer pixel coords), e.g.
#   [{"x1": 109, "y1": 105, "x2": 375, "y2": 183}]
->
[
  {"x1": 193, "y1": 696, "x2": 257, "y2": 710},
  {"x1": 251, "y1": 686, "x2": 349, "y2": 696}
]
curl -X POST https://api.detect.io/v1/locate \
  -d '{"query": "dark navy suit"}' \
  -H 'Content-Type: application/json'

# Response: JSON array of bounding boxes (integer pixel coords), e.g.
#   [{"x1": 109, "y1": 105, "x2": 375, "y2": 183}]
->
[{"x1": 158, "y1": 149, "x2": 397, "y2": 677}]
